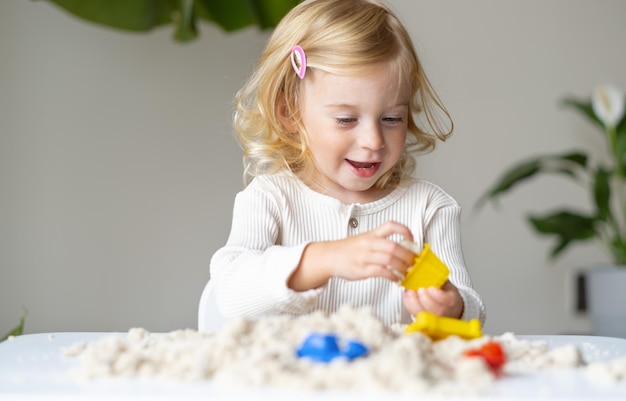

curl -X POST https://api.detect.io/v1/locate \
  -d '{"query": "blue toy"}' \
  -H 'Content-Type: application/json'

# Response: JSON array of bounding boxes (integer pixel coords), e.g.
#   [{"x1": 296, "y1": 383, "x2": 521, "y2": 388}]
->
[{"x1": 296, "y1": 332, "x2": 368, "y2": 363}]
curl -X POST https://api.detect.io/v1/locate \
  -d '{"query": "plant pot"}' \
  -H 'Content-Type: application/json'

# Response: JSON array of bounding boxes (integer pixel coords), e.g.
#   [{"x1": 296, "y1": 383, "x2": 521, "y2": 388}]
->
[{"x1": 587, "y1": 266, "x2": 626, "y2": 338}]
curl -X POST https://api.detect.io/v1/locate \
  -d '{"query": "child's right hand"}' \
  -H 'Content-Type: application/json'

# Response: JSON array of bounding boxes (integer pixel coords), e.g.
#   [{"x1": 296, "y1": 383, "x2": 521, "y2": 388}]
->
[{"x1": 288, "y1": 221, "x2": 416, "y2": 291}]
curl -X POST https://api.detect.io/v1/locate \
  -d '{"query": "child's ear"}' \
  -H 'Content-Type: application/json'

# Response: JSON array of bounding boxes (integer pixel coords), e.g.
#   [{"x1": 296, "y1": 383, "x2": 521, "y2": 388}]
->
[{"x1": 277, "y1": 93, "x2": 298, "y2": 133}]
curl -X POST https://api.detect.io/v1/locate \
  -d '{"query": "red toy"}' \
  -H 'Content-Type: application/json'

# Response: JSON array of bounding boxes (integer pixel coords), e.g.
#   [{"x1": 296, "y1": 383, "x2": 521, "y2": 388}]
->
[{"x1": 464, "y1": 341, "x2": 507, "y2": 375}]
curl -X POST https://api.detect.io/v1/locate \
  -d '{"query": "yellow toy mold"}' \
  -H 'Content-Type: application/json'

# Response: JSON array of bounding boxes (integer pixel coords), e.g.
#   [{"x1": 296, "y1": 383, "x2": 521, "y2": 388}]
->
[
  {"x1": 405, "y1": 311, "x2": 482, "y2": 340},
  {"x1": 400, "y1": 243, "x2": 449, "y2": 290}
]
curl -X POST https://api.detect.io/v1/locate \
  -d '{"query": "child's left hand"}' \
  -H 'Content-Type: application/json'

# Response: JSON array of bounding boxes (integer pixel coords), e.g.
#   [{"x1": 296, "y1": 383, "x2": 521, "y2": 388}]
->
[{"x1": 402, "y1": 281, "x2": 464, "y2": 319}]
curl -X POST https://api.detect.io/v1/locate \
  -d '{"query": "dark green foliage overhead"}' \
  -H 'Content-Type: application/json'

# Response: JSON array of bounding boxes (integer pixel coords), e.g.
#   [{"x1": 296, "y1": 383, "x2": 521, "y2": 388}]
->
[{"x1": 45, "y1": 0, "x2": 301, "y2": 42}]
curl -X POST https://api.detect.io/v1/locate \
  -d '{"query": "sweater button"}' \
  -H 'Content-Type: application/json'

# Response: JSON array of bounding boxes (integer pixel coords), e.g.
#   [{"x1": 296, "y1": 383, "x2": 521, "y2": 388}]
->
[{"x1": 349, "y1": 217, "x2": 358, "y2": 228}]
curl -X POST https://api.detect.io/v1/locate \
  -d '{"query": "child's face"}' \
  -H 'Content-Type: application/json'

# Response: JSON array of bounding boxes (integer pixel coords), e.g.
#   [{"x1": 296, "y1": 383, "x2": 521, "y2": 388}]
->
[{"x1": 299, "y1": 63, "x2": 409, "y2": 204}]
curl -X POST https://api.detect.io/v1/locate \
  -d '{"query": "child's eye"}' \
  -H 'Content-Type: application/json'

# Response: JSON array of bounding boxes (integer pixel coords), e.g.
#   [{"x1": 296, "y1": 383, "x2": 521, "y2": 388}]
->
[
  {"x1": 335, "y1": 117, "x2": 357, "y2": 126},
  {"x1": 382, "y1": 116, "x2": 403, "y2": 124}
]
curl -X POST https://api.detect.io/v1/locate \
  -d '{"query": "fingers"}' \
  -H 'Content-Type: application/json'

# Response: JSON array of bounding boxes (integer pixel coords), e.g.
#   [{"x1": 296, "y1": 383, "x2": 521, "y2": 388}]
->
[
  {"x1": 404, "y1": 283, "x2": 463, "y2": 318},
  {"x1": 403, "y1": 289, "x2": 426, "y2": 314},
  {"x1": 406, "y1": 288, "x2": 444, "y2": 314},
  {"x1": 385, "y1": 265, "x2": 405, "y2": 282},
  {"x1": 374, "y1": 221, "x2": 416, "y2": 277},
  {"x1": 375, "y1": 237, "x2": 416, "y2": 270},
  {"x1": 334, "y1": 221, "x2": 415, "y2": 282},
  {"x1": 357, "y1": 236, "x2": 414, "y2": 279},
  {"x1": 362, "y1": 262, "x2": 406, "y2": 282},
  {"x1": 374, "y1": 220, "x2": 414, "y2": 243},
  {"x1": 416, "y1": 288, "x2": 446, "y2": 313}
]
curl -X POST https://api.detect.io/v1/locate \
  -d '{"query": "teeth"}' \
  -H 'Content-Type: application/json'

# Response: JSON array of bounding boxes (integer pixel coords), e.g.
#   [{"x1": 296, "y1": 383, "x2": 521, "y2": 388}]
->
[{"x1": 351, "y1": 161, "x2": 376, "y2": 169}]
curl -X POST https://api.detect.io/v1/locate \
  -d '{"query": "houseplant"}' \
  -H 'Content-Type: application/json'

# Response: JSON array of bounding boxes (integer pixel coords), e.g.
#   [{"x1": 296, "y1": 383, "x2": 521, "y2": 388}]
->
[
  {"x1": 42, "y1": 0, "x2": 301, "y2": 42},
  {"x1": 1, "y1": 314, "x2": 25, "y2": 342},
  {"x1": 477, "y1": 85, "x2": 626, "y2": 337}
]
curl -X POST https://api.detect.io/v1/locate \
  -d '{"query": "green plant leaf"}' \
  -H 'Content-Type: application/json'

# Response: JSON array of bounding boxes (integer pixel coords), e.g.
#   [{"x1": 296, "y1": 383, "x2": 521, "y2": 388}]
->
[
  {"x1": 561, "y1": 97, "x2": 604, "y2": 131},
  {"x1": 529, "y1": 210, "x2": 597, "y2": 238},
  {"x1": 475, "y1": 151, "x2": 588, "y2": 210},
  {"x1": 173, "y1": 0, "x2": 198, "y2": 41},
  {"x1": 1, "y1": 314, "x2": 26, "y2": 342},
  {"x1": 249, "y1": 0, "x2": 302, "y2": 29},
  {"x1": 45, "y1": 0, "x2": 300, "y2": 42},
  {"x1": 475, "y1": 159, "x2": 542, "y2": 209},
  {"x1": 196, "y1": 0, "x2": 299, "y2": 32},
  {"x1": 559, "y1": 152, "x2": 588, "y2": 166},
  {"x1": 528, "y1": 211, "x2": 598, "y2": 258},
  {"x1": 197, "y1": 0, "x2": 255, "y2": 31},
  {"x1": 609, "y1": 238, "x2": 626, "y2": 265},
  {"x1": 549, "y1": 238, "x2": 572, "y2": 259},
  {"x1": 592, "y1": 167, "x2": 611, "y2": 221},
  {"x1": 617, "y1": 116, "x2": 626, "y2": 171}
]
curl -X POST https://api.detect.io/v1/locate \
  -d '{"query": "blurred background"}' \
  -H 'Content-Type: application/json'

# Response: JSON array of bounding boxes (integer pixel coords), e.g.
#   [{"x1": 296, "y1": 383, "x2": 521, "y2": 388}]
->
[{"x1": 2, "y1": 0, "x2": 625, "y2": 336}]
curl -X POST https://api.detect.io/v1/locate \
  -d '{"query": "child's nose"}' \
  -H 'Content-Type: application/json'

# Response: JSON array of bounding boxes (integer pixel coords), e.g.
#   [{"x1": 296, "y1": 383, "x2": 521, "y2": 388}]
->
[{"x1": 359, "y1": 123, "x2": 385, "y2": 150}]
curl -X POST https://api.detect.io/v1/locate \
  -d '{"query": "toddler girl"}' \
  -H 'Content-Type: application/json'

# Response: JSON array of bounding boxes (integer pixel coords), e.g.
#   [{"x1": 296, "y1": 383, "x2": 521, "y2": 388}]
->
[{"x1": 205, "y1": 0, "x2": 486, "y2": 327}]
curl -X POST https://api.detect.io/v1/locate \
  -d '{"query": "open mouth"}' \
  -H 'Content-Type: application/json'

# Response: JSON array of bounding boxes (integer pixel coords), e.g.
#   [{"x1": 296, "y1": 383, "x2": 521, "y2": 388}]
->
[
  {"x1": 347, "y1": 160, "x2": 380, "y2": 169},
  {"x1": 346, "y1": 160, "x2": 381, "y2": 178}
]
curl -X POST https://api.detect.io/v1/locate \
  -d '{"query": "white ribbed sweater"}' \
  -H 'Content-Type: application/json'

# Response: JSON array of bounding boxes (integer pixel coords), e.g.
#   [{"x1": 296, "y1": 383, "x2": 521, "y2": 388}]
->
[{"x1": 210, "y1": 173, "x2": 486, "y2": 326}]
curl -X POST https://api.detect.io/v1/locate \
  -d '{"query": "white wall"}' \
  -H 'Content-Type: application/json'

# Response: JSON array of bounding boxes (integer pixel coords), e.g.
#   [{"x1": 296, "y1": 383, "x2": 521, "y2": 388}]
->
[{"x1": 2, "y1": 0, "x2": 625, "y2": 336}]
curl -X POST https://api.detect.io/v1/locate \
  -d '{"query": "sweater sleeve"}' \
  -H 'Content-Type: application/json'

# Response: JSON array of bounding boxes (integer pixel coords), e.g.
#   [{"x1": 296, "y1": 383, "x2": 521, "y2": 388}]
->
[
  {"x1": 422, "y1": 190, "x2": 487, "y2": 326},
  {"x1": 209, "y1": 184, "x2": 323, "y2": 319}
]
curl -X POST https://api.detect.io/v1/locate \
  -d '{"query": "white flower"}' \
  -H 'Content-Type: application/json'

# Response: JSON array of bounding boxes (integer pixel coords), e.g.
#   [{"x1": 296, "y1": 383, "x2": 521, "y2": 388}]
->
[{"x1": 591, "y1": 85, "x2": 625, "y2": 128}]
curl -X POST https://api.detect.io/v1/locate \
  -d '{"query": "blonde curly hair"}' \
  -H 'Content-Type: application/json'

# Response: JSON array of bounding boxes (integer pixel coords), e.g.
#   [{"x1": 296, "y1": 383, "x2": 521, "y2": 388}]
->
[{"x1": 234, "y1": 0, "x2": 453, "y2": 188}]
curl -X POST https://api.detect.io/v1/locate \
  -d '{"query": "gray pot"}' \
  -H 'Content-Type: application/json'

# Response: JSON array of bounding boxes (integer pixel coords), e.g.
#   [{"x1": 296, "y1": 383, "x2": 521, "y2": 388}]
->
[{"x1": 587, "y1": 266, "x2": 626, "y2": 338}]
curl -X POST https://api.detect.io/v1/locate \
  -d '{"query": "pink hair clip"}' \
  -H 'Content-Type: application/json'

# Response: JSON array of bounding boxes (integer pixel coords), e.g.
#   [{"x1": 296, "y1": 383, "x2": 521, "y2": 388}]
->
[{"x1": 290, "y1": 45, "x2": 307, "y2": 79}]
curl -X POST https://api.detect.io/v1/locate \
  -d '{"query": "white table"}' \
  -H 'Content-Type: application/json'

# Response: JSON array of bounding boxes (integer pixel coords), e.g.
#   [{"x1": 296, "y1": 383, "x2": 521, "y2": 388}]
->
[{"x1": 1, "y1": 332, "x2": 626, "y2": 400}]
